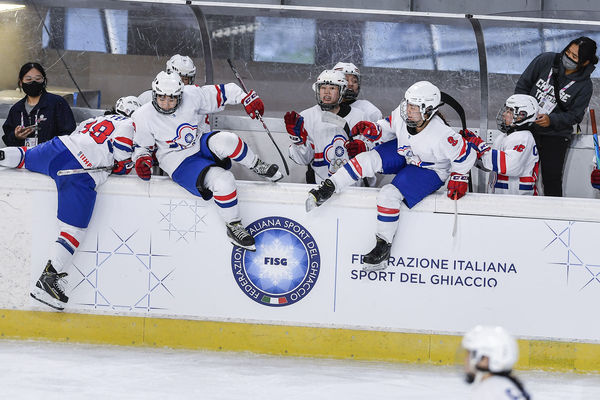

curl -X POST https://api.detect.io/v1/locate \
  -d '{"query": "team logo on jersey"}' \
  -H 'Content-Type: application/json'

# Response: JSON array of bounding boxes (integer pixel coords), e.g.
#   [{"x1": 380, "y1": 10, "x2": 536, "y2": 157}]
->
[
  {"x1": 167, "y1": 123, "x2": 198, "y2": 149},
  {"x1": 323, "y1": 135, "x2": 348, "y2": 174},
  {"x1": 231, "y1": 216, "x2": 320, "y2": 307}
]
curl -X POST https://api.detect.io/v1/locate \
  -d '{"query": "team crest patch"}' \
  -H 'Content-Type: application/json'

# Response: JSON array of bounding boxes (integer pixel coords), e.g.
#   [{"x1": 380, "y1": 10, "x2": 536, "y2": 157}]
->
[
  {"x1": 231, "y1": 216, "x2": 320, "y2": 307},
  {"x1": 167, "y1": 123, "x2": 198, "y2": 149}
]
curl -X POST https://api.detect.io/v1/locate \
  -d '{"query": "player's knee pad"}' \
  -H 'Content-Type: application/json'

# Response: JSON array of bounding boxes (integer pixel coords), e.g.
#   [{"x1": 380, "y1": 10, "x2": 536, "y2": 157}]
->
[
  {"x1": 208, "y1": 130, "x2": 241, "y2": 157},
  {"x1": 377, "y1": 184, "x2": 403, "y2": 208},
  {"x1": 0, "y1": 147, "x2": 26, "y2": 168},
  {"x1": 345, "y1": 150, "x2": 382, "y2": 179},
  {"x1": 204, "y1": 167, "x2": 236, "y2": 195}
]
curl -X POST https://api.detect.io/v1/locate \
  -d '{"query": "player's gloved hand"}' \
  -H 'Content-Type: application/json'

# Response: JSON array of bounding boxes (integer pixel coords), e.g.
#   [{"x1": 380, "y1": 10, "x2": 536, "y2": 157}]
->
[
  {"x1": 112, "y1": 159, "x2": 133, "y2": 175},
  {"x1": 345, "y1": 138, "x2": 367, "y2": 158},
  {"x1": 351, "y1": 121, "x2": 382, "y2": 142},
  {"x1": 447, "y1": 172, "x2": 469, "y2": 200},
  {"x1": 135, "y1": 156, "x2": 153, "y2": 181},
  {"x1": 466, "y1": 135, "x2": 490, "y2": 158},
  {"x1": 591, "y1": 168, "x2": 600, "y2": 189},
  {"x1": 459, "y1": 129, "x2": 477, "y2": 140},
  {"x1": 242, "y1": 90, "x2": 264, "y2": 119},
  {"x1": 284, "y1": 111, "x2": 308, "y2": 145}
]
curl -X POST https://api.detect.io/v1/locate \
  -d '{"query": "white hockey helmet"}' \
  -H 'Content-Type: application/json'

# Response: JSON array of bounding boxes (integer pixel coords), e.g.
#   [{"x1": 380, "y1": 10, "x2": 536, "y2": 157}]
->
[
  {"x1": 462, "y1": 325, "x2": 519, "y2": 374},
  {"x1": 312, "y1": 69, "x2": 348, "y2": 111},
  {"x1": 496, "y1": 94, "x2": 538, "y2": 134},
  {"x1": 166, "y1": 54, "x2": 196, "y2": 85},
  {"x1": 400, "y1": 81, "x2": 442, "y2": 128},
  {"x1": 151, "y1": 71, "x2": 184, "y2": 114},
  {"x1": 115, "y1": 96, "x2": 141, "y2": 118},
  {"x1": 333, "y1": 61, "x2": 360, "y2": 100}
]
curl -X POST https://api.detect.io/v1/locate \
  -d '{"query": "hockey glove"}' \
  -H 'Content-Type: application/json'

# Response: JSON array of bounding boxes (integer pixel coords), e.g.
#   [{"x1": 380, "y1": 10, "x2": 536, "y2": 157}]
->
[
  {"x1": 284, "y1": 111, "x2": 308, "y2": 145},
  {"x1": 592, "y1": 168, "x2": 600, "y2": 189},
  {"x1": 459, "y1": 129, "x2": 477, "y2": 140},
  {"x1": 112, "y1": 159, "x2": 133, "y2": 175},
  {"x1": 242, "y1": 90, "x2": 264, "y2": 119},
  {"x1": 447, "y1": 172, "x2": 469, "y2": 200},
  {"x1": 345, "y1": 138, "x2": 367, "y2": 158},
  {"x1": 466, "y1": 135, "x2": 490, "y2": 159},
  {"x1": 351, "y1": 121, "x2": 382, "y2": 142},
  {"x1": 135, "y1": 155, "x2": 153, "y2": 181}
]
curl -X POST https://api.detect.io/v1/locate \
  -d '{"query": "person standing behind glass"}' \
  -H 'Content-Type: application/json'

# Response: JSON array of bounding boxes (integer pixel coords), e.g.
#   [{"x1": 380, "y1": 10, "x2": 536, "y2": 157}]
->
[
  {"x1": 515, "y1": 37, "x2": 597, "y2": 197},
  {"x1": 2, "y1": 62, "x2": 76, "y2": 147}
]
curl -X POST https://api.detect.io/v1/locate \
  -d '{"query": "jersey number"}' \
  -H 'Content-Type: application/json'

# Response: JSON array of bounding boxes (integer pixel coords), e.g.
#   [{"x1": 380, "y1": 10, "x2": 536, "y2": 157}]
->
[
  {"x1": 81, "y1": 120, "x2": 115, "y2": 144},
  {"x1": 513, "y1": 144, "x2": 525, "y2": 152},
  {"x1": 447, "y1": 136, "x2": 458, "y2": 146}
]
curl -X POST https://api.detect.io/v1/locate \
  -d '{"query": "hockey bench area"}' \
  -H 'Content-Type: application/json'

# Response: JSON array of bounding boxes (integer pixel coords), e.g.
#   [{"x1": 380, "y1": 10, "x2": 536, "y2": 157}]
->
[{"x1": 0, "y1": 158, "x2": 599, "y2": 373}]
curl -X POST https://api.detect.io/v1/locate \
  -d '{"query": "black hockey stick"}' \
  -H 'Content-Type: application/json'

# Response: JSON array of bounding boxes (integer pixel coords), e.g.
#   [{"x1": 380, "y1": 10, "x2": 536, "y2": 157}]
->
[
  {"x1": 226, "y1": 59, "x2": 290, "y2": 176},
  {"x1": 441, "y1": 91, "x2": 473, "y2": 193}
]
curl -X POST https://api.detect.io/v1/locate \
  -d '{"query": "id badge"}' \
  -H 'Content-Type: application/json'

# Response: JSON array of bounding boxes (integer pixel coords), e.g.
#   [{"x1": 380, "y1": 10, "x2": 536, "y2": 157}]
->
[
  {"x1": 24, "y1": 136, "x2": 38, "y2": 148},
  {"x1": 538, "y1": 95, "x2": 556, "y2": 115}
]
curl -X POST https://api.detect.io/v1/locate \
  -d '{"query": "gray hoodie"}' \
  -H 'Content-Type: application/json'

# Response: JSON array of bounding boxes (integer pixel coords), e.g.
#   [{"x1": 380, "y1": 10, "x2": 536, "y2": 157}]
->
[{"x1": 515, "y1": 52, "x2": 595, "y2": 137}]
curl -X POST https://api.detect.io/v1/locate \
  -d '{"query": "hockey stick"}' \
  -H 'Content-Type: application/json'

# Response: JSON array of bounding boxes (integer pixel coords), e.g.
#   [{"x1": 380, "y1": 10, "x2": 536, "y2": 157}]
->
[
  {"x1": 590, "y1": 109, "x2": 600, "y2": 169},
  {"x1": 441, "y1": 91, "x2": 473, "y2": 193},
  {"x1": 226, "y1": 59, "x2": 290, "y2": 176},
  {"x1": 57, "y1": 165, "x2": 113, "y2": 176},
  {"x1": 452, "y1": 192, "x2": 458, "y2": 237}
]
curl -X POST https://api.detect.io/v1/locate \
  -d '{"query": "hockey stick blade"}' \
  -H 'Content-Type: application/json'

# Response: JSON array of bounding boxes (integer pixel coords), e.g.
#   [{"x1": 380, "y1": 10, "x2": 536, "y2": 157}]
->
[
  {"x1": 57, "y1": 166, "x2": 113, "y2": 176},
  {"x1": 590, "y1": 109, "x2": 600, "y2": 169},
  {"x1": 227, "y1": 58, "x2": 290, "y2": 176}
]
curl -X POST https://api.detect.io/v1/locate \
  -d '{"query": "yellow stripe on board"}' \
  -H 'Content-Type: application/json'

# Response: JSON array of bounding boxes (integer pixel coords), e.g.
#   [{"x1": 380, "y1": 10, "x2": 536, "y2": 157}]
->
[{"x1": 1, "y1": 309, "x2": 598, "y2": 373}]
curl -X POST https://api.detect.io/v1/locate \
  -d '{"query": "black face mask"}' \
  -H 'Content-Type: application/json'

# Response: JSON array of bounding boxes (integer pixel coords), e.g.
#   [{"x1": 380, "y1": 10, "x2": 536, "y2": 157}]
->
[{"x1": 22, "y1": 81, "x2": 45, "y2": 97}]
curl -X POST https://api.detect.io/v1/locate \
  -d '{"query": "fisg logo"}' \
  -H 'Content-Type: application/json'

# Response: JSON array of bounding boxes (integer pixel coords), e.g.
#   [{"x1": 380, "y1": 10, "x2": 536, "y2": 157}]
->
[{"x1": 264, "y1": 257, "x2": 287, "y2": 266}]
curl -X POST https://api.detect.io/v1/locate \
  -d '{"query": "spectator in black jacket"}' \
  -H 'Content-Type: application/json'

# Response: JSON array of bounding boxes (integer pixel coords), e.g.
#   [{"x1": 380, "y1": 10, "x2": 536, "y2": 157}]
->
[
  {"x1": 515, "y1": 37, "x2": 597, "y2": 197},
  {"x1": 2, "y1": 62, "x2": 76, "y2": 147}
]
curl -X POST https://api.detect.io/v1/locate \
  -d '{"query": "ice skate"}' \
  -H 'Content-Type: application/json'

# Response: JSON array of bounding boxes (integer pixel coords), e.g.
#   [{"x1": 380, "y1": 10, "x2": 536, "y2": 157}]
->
[
  {"x1": 305, "y1": 178, "x2": 336, "y2": 212},
  {"x1": 226, "y1": 221, "x2": 256, "y2": 251},
  {"x1": 252, "y1": 159, "x2": 283, "y2": 182},
  {"x1": 30, "y1": 260, "x2": 69, "y2": 311},
  {"x1": 362, "y1": 236, "x2": 392, "y2": 272}
]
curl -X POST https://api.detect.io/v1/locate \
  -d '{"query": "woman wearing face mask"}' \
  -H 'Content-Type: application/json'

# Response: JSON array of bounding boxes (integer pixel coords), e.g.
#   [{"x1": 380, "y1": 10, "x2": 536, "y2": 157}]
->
[
  {"x1": 515, "y1": 37, "x2": 598, "y2": 197},
  {"x1": 2, "y1": 62, "x2": 75, "y2": 147}
]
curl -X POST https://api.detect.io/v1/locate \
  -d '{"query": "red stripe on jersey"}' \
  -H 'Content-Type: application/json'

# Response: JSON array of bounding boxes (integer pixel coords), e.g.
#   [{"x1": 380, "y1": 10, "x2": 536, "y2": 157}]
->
[
  {"x1": 214, "y1": 190, "x2": 237, "y2": 202},
  {"x1": 60, "y1": 231, "x2": 80, "y2": 248},
  {"x1": 350, "y1": 157, "x2": 363, "y2": 176},
  {"x1": 532, "y1": 162, "x2": 539, "y2": 196},
  {"x1": 17, "y1": 146, "x2": 27, "y2": 168},
  {"x1": 497, "y1": 174, "x2": 509, "y2": 181},
  {"x1": 377, "y1": 205, "x2": 399, "y2": 215},
  {"x1": 519, "y1": 176, "x2": 535, "y2": 182},
  {"x1": 229, "y1": 138, "x2": 243, "y2": 159},
  {"x1": 116, "y1": 136, "x2": 133, "y2": 146},
  {"x1": 457, "y1": 138, "x2": 467, "y2": 157},
  {"x1": 310, "y1": 143, "x2": 315, "y2": 149},
  {"x1": 314, "y1": 152, "x2": 324, "y2": 159},
  {"x1": 500, "y1": 151, "x2": 506, "y2": 174},
  {"x1": 215, "y1": 85, "x2": 223, "y2": 107}
]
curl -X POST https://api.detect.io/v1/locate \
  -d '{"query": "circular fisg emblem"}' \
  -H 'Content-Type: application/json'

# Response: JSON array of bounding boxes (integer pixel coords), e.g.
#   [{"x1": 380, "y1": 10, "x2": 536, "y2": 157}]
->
[{"x1": 231, "y1": 216, "x2": 320, "y2": 307}]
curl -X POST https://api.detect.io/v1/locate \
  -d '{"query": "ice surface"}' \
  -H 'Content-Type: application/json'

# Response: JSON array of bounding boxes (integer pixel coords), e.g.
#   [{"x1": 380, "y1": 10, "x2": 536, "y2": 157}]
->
[{"x1": 1, "y1": 340, "x2": 599, "y2": 399}]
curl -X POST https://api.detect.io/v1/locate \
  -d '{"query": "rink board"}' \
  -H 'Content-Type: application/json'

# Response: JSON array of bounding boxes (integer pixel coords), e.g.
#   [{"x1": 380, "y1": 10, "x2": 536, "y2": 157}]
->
[{"x1": 0, "y1": 169, "x2": 600, "y2": 372}]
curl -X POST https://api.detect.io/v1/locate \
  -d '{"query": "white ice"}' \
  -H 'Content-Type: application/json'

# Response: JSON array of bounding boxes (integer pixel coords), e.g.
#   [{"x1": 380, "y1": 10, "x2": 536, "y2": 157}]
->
[{"x1": 1, "y1": 340, "x2": 599, "y2": 399}]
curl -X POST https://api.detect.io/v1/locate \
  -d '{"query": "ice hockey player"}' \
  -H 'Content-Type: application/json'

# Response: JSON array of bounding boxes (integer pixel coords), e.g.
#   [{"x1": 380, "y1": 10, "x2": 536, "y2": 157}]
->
[
  {"x1": 132, "y1": 71, "x2": 282, "y2": 252},
  {"x1": 465, "y1": 94, "x2": 540, "y2": 195},
  {"x1": 0, "y1": 96, "x2": 141, "y2": 310},
  {"x1": 285, "y1": 69, "x2": 379, "y2": 184},
  {"x1": 138, "y1": 54, "x2": 197, "y2": 104},
  {"x1": 462, "y1": 325, "x2": 531, "y2": 399},
  {"x1": 333, "y1": 61, "x2": 382, "y2": 123},
  {"x1": 306, "y1": 81, "x2": 476, "y2": 271}
]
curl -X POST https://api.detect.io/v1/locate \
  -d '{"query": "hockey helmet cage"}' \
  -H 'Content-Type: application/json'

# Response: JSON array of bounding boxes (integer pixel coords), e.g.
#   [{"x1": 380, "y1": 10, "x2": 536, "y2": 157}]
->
[
  {"x1": 400, "y1": 81, "x2": 442, "y2": 128},
  {"x1": 166, "y1": 54, "x2": 196, "y2": 84},
  {"x1": 151, "y1": 71, "x2": 184, "y2": 115},
  {"x1": 115, "y1": 96, "x2": 141, "y2": 118},
  {"x1": 312, "y1": 69, "x2": 348, "y2": 111},
  {"x1": 496, "y1": 94, "x2": 538, "y2": 134},
  {"x1": 333, "y1": 61, "x2": 360, "y2": 100},
  {"x1": 462, "y1": 325, "x2": 519, "y2": 374}
]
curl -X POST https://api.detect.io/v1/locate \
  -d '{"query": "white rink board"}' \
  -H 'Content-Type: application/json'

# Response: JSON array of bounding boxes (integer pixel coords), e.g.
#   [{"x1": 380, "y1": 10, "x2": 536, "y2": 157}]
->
[{"x1": 8, "y1": 170, "x2": 597, "y2": 343}]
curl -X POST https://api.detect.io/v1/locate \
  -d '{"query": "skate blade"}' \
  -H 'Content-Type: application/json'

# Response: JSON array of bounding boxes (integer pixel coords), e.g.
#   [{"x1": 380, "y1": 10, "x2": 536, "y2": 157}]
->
[
  {"x1": 30, "y1": 288, "x2": 66, "y2": 311},
  {"x1": 362, "y1": 262, "x2": 388, "y2": 272},
  {"x1": 267, "y1": 170, "x2": 283, "y2": 182},
  {"x1": 305, "y1": 196, "x2": 318, "y2": 212},
  {"x1": 229, "y1": 240, "x2": 256, "y2": 252}
]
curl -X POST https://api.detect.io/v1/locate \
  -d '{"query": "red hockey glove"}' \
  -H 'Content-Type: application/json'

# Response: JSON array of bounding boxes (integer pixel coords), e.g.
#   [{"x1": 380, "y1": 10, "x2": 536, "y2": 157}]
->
[
  {"x1": 459, "y1": 129, "x2": 477, "y2": 140},
  {"x1": 112, "y1": 159, "x2": 133, "y2": 175},
  {"x1": 345, "y1": 138, "x2": 367, "y2": 158},
  {"x1": 447, "y1": 172, "x2": 469, "y2": 200},
  {"x1": 592, "y1": 168, "x2": 600, "y2": 189},
  {"x1": 351, "y1": 121, "x2": 382, "y2": 142},
  {"x1": 242, "y1": 90, "x2": 264, "y2": 119},
  {"x1": 466, "y1": 135, "x2": 490, "y2": 159},
  {"x1": 284, "y1": 111, "x2": 308, "y2": 145},
  {"x1": 135, "y1": 156, "x2": 153, "y2": 181}
]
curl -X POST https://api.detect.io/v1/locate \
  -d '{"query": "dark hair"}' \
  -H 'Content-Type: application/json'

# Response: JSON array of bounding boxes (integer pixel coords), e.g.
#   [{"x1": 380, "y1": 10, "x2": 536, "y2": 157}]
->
[
  {"x1": 19, "y1": 62, "x2": 47, "y2": 82},
  {"x1": 564, "y1": 36, "x2": 599, "y2": 66}
]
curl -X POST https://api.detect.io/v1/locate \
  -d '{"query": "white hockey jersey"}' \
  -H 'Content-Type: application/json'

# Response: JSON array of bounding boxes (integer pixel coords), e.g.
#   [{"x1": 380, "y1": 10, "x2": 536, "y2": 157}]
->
[
  {"x1": 350, "y1": 99, "x2": 382, "y2": 122},
  {"x1": 58, "y1": 113, "x2": 134, "y2": 186},
  {"x1": 288, "y1": 104, "x2": 367, "y2": 182},
  {"x1": 138, "y1": 89, "x2": 152, "y2": 104},
  {"x1": 479, "y1": 130, "x2": 539, "y2": 195},
  {"x1": 378, "y1": 106, "x2": 476, "y2": 182},
  {"x1": 471, "y1": 375, "x2": 529, "y2": 400},
  {"x1": 132, "y1": 83, "x2": 246, "y2": 176}
]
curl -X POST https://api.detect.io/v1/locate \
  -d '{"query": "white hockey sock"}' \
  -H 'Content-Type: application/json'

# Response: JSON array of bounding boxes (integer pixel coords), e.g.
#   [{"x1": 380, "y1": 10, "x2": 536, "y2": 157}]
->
[
  {"x1": 204, "y1": 167, "x2": 241, "y2": 223},
  {"x1": 375, "y1": 184, "x2": 403, "y2": 244},
  {"x1": 331, "y1": 150, "x2": 382, "y2": 193},
  {"x1": 208, "y1": 130, "x2": 257, "y2": 169},
  {"x1": 0, "y1": 147, "x2": 27, "y2": 168},
  {"x1": 51, "y1": 222, "x2": 86, "y2": 272}
]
